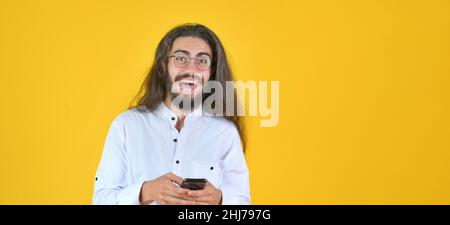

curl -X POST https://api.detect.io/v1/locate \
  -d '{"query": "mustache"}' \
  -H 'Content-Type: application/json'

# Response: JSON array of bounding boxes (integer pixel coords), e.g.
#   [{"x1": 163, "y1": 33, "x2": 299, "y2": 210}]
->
[{"x1": 174, "y1": 73, "x2": 203, "y2": 83}]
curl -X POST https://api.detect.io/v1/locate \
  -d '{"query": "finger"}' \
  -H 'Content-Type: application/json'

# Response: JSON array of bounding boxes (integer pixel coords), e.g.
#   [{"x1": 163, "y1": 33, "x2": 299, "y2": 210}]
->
[
  {"x1": 194, "y1": 201, "x2": 211, "y2": 205},
  {"x1": 192, "y1": 195, "x2": 214, "y2": 203},
  {"x1": 205, "y1": 181, "x2": 214, "y2": 188},
  {"x1": 161, "y1": 195, "x2": 196, "y2": 205},
  {"x1": 165, "y1": 173, "x2": 183, "y2": 185},
  {"x1": 166, "y1": 185, "x2": 195, "y2": 200},
  {"x1": 187, "y1": 188, "x2": 212, "y2": 197}
]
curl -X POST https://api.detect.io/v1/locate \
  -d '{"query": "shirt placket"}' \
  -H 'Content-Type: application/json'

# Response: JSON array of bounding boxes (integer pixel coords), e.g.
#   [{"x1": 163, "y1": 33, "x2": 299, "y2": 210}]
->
[{"x1": 170, "y1": 116, "x2": 184, "y2": 175}]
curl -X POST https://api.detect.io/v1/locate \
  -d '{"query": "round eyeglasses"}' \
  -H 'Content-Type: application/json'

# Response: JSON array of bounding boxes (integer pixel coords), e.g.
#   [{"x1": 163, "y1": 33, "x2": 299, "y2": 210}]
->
[{"x1": 168, "y1": 53, "x2": 212, "y2": 71}]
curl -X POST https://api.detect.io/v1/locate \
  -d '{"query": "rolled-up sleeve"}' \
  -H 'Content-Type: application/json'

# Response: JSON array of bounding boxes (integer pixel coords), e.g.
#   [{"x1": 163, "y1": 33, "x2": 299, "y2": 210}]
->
[
  {"x1": 92, "y1": 116, "x2": 145, "y2": 205},
  {"x1": 219, "y1": 127, "x2": 251, "y2": 205}
]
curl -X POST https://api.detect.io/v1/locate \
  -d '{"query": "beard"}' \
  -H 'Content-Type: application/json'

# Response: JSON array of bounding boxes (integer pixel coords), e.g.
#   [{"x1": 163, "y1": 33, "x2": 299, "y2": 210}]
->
[{"x1": 166, "y1": 73, "x2": 207, "y2": 112}]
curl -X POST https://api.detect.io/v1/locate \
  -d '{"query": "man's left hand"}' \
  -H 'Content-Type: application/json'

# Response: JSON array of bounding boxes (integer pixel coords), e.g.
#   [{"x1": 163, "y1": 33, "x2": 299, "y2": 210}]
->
[{"x1": 187, "y1": 181, "x2": 222, "y2": 205}]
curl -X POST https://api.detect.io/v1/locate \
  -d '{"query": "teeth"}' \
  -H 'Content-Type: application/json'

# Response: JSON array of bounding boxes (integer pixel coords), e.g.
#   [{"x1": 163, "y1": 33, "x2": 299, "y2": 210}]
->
[
  {"x1": 180, "y1": 80, "x2": 196, "y2": 87},
  {"x1": 180, "y1": 83, "x2": 194, "y2": 88}
]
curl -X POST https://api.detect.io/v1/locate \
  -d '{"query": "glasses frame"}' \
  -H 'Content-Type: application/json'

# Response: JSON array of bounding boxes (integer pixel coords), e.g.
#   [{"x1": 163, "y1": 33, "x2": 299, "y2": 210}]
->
[{"x1": 167, "y1": 53, "x2": 212, "y2": 71}]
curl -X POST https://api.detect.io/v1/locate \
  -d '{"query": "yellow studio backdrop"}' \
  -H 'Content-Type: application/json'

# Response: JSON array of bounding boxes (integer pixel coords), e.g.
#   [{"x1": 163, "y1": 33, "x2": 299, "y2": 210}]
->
[{"x1": 1, "y1": 0, "x2": 449, "y2": 204}]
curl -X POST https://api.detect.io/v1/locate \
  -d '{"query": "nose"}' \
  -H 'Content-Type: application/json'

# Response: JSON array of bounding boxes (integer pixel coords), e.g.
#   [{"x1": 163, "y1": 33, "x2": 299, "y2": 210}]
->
[{"x1": 183, "y1": 59, "x2": 199, "y2": 73}]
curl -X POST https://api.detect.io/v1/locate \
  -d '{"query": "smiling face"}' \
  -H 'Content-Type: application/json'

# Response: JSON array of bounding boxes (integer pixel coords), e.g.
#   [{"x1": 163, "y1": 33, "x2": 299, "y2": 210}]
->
[
  {"x1": 133, "y1": 24, "x2": 246, "y2": 149},
  {"x1": 166, "y1": 36, "x2": 212, "y2": 106}
]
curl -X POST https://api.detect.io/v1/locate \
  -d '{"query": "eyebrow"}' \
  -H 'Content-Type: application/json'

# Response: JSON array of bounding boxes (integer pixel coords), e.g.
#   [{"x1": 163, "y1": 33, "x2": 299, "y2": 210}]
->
[
  {"x1": 196, "y1": 52, "x2": 211, "y2": 58},
  {"x1": 173, "y1": 49, "x2": 211, "y2": 58}
]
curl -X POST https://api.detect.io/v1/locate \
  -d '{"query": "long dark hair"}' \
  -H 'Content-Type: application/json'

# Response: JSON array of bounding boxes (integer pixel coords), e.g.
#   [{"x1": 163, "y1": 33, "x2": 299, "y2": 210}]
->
[{"x1": 129, "y1": 23, "x2": 246, "y2": 152}]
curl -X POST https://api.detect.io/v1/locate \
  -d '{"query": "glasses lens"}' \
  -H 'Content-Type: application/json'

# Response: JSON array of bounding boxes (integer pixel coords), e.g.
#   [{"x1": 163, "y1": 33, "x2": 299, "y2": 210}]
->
[
  {"x1": 173, "y1": 54, "x2": 189, "y2": 67},
  {"x1": 195, "y1": 56, "x2": 211, "y2": 70}
]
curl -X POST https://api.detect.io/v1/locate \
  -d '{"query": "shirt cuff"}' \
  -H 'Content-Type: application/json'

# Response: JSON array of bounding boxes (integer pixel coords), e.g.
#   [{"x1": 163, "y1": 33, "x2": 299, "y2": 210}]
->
[
  {"x1": 116, "y1": 180, "x2": 147, "y2": 205},
  {"x1": 220, "y1": 186, "x2": 250, "y2": 205}
]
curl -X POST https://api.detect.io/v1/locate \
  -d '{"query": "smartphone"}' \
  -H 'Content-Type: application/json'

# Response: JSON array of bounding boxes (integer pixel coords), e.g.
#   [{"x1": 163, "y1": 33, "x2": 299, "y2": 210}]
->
[{"x1": 180, "y1": 178, "x2": 207, "y2": 190}]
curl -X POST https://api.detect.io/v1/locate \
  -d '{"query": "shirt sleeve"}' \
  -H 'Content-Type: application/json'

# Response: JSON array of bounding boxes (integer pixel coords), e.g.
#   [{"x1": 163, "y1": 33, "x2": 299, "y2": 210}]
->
[
  {"x1": 92, "y1": 115, "x2": 145, "y2": 205},
  {"x1": 219, "y1": 126, "x2": 251, "y2": 205}
]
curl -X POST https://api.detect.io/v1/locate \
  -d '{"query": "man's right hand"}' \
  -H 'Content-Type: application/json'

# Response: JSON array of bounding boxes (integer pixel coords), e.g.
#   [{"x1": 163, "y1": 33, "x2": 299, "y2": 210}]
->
[{"x1": 139, "y1": 172, "x2": 196, "y2": 205}]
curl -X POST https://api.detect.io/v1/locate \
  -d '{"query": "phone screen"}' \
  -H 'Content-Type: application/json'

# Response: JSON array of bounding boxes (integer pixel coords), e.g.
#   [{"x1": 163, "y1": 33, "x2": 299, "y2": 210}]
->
[{"x1": 180, "y1": 178, "x2": 207, "y2": 190}]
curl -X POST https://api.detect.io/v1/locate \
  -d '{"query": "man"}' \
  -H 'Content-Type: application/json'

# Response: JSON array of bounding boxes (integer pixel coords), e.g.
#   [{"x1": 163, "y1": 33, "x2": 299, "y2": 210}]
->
[{"x1": 93, "y1": 24, "x2": 250, "y2": 205}]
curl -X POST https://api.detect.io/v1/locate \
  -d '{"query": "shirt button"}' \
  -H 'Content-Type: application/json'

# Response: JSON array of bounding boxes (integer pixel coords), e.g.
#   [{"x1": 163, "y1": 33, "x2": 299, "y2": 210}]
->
[
  {"x1": 173, "y1": 138, "x2": 177, "y2": 142},
  {"x1": 176, "y1": 160, "x2": 180, "y2": 164}
]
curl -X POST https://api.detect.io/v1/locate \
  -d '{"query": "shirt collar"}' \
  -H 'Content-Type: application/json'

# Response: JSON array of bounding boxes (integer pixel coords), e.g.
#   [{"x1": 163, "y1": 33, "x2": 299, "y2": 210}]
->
[{"x1": 154, "y1": 102, "x2": 208, "y2": 129}]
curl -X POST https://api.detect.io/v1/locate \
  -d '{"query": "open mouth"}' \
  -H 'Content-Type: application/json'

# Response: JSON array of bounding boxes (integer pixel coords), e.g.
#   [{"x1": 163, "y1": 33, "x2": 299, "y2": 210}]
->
[{"x1": 178, "y1": 79, "x2": 199, "y2": 94}]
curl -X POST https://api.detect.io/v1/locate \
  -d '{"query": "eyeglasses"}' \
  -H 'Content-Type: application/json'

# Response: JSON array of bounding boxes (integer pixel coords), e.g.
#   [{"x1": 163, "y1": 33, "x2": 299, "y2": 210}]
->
[{"x1": 167, "y1": 53, "x2": 212, "y2": 71}]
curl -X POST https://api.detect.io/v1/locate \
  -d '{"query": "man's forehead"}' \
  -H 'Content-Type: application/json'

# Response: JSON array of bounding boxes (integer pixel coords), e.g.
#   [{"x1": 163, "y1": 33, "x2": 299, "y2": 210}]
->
[{"x1": 171, "y1": 36, "x2": 212, "y2": 56}]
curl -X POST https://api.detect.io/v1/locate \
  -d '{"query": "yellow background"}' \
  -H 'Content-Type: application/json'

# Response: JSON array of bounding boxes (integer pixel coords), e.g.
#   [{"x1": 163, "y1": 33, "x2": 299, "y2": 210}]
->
[{"x1": 1, "y1": 0, "x2": 449, "y2": 204}]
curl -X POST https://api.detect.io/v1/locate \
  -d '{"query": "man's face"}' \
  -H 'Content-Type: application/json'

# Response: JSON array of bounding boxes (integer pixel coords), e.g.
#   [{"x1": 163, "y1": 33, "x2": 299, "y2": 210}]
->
[{"x1": 167, "y1": 36, "x2": 212, "y2": 105}]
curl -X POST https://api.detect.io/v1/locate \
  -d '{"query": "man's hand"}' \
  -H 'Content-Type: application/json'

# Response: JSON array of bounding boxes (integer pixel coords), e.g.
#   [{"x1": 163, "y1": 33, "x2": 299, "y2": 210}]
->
[
  {"x1": 186, "y1": 181, "x2": 222, "y2": 205},
  {"x1": 140, "y1": 172, "x2": 196, "y2": 205}
]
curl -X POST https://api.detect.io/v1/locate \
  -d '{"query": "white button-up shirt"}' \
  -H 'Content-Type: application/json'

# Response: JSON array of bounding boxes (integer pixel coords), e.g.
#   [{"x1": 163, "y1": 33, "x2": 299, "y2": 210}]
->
[{"x1": 93, "y1": 103, "x2": 250, "y2": 205}]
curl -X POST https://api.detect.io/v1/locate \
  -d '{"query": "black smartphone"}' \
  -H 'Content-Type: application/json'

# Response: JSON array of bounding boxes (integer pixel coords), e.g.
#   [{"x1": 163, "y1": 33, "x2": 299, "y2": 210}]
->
[{"x1": 180, "y1": 178, "x2": 207, "y2": 190}]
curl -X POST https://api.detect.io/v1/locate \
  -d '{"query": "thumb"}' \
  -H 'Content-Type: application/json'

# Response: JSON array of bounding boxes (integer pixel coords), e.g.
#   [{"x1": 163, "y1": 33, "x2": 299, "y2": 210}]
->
[{"x1": 166, "y1": 173, "x2": 183, "y2": 185}]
